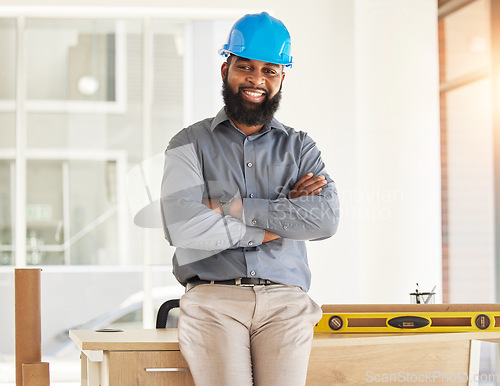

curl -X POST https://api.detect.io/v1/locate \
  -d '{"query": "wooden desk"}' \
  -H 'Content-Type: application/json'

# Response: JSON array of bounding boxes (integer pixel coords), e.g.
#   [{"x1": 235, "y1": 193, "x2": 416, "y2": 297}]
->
[
  {"x1": 70, "y1": 329, "x2": 500, "y2": 385},
  {"x1": 70, "y1": 329, "x2": 191, "y2": 386}
]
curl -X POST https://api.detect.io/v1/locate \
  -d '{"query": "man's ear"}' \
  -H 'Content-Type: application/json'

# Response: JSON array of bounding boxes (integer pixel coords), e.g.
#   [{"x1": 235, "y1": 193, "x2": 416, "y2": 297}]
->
[
  {"x1": 221, "y1": 62, "x2": 229, "y2": 81},
  {"x1": 281, "y1": 71, "x2": 286, "y2": 83}
]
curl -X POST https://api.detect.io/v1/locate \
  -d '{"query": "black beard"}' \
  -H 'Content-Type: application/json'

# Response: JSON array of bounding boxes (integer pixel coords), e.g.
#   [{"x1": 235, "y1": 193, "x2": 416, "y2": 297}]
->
[{"x1": 222, "y1": 78, "x2": 282, "y2": 127}]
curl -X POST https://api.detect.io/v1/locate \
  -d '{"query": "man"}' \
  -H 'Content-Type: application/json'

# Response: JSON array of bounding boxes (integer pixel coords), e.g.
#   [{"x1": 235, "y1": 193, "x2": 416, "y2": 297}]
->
[{"x1": 161, "y1": 12, "x2": 339, "y2": 386}]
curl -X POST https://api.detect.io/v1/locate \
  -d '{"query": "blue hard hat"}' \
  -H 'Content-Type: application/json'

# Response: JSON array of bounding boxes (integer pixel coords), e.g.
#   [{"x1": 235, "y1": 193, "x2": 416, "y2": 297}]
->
[{"x1": 219, "y1": 12, "x2": 293, "y2": 67}]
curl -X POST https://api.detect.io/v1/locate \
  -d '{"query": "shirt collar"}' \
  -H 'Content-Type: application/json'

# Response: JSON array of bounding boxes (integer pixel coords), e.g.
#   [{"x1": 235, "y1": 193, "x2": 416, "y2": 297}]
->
[{"x1": 210, "y1": 107, "x2": 288, "y2": 136}]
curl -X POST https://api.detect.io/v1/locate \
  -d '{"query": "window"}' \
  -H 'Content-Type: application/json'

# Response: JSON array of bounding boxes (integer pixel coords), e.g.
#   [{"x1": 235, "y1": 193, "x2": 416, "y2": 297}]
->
[
  {"x1": 0, "y1": 8, "x2": 238, "y2": 383},
  {"x1": 0, "y1": 18, "x2": 16, "y2": 266},
  {"x1": 439, "y1": 0, "x2": 495, "y2": 302}
]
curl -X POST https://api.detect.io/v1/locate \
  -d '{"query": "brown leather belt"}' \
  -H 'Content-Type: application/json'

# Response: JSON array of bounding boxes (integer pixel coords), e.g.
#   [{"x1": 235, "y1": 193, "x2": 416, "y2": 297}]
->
[{"x1": 186, "y1": 277, "x2": 279, "y2": 291}]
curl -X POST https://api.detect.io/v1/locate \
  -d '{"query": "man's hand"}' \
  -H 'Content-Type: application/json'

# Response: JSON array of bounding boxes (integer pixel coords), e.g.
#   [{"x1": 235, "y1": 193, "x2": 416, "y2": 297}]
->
[
  {"x1": 263, "y1": 230, "x2": 280, "y2": 243},
  {"x1": 202, "y1": 198, "x2": 223, "y2": 215},
  {"x1": 202, "y1": 198, "x2": 243, "y2": 218},
  {"x1": 203, "y1": 198, "x2": 279, "y2": 243},
  {"x1": 289, "y1": 173, "x2": 327, "y2": 199}
]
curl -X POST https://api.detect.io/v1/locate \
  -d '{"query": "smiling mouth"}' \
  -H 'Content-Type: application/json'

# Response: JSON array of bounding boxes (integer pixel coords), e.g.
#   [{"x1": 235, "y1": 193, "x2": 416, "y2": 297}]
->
[{"x1": 240, "y1": 88, "x2": 267, "y2": 102}]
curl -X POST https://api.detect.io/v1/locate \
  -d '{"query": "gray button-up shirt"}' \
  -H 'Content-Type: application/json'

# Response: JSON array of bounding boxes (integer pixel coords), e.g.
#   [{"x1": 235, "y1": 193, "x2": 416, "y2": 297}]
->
[{"x1": 161, "y1": 108, "x2": 339, "y2": 291}]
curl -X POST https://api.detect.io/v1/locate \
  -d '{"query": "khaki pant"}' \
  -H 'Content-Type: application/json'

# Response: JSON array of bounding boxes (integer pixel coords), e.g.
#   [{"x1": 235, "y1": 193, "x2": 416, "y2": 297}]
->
[{"x1": 178, "y1": 284, "x2": 322, "y2": 386}]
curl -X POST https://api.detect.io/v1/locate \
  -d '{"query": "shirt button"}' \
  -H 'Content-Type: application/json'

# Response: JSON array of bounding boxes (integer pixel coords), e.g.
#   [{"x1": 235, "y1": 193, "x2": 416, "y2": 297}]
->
[
  {"x1": 250, "y1": 270, "x2": 256, "y2": 276},
  {"x1": 216, "y1": 241, "x2": 221, "y2": 246},
  {"x1": 283, "y1": 225, "x2": 288, "y2": 230},
  {"x1": 252, "y1": 219, "x2": 257, "y2": 225},
  {"x1": 247, "y1": 162, "x2": 253, "y2": 168},
  {"x1": 249, "y1": 194, "x2": 254, "y2": 198},
  {"x1": 248, "y1": 241, "x2": 254, "y2": 246}
]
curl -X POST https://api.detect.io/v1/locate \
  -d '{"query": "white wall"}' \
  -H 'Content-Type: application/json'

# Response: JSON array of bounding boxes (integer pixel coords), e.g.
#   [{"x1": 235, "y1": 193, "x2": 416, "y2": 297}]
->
[
  {"x1": 354, "y1": 0, "x2": 442, "y2": 303},
  {"x1": 2, "y1": 0, "x2": 442, "y2": 306}
]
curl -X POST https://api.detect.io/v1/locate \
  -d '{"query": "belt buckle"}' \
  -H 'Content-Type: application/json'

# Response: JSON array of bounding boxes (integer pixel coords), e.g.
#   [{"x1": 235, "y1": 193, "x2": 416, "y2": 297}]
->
[{"x1": 235, "y1": 278, "x2": 254, "y2": 287}]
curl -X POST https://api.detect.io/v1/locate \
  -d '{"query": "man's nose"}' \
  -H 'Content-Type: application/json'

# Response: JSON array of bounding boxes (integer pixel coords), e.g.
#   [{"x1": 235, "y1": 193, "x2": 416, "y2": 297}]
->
[{"x1": 246, "y1": 69, "x2": 265, "y2": 85}]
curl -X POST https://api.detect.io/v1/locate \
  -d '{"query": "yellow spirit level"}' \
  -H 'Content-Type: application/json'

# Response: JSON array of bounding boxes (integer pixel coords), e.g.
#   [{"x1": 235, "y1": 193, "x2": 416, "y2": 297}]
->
[{"x1": 315, "y1": 304, "x2": 500, "y2": 333}]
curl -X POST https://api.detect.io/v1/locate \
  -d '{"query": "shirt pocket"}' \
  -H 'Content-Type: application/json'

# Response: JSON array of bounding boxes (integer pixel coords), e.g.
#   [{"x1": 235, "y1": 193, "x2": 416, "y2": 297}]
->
[{"x1": 267, "y1": 164, "x2": 299, "y2": 200}]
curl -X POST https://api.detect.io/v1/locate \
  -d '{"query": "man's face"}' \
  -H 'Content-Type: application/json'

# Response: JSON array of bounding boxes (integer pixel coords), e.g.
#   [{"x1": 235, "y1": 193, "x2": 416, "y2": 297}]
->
[{"x1": 221, "y1": 56, "x2": 285, "y2": 127}]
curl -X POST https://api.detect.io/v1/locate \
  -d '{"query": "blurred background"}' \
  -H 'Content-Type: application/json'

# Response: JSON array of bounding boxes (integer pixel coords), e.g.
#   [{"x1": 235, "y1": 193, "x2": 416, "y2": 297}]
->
[{"x1": 0, "y1": 0, "x2": 496, "y2": 383}]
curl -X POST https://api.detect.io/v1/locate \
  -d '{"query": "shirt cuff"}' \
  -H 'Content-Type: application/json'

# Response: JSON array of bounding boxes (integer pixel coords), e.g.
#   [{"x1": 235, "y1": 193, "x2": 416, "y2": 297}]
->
[
  {"x1": 242, "y1": 198, "x2": 269, "y2": 228},
  {"x1": 236, "y1": 225, "x2": 265, "y2": 248}
]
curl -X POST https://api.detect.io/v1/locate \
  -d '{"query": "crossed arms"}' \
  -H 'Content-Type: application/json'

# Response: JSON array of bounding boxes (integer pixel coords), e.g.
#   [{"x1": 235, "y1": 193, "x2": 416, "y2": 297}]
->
[
  {"x1": 160, "y1": 130, "x2": 339, "y2": 256},
  {"x1": 203, "y1": 173, "x2": 329, "y2": 243}
]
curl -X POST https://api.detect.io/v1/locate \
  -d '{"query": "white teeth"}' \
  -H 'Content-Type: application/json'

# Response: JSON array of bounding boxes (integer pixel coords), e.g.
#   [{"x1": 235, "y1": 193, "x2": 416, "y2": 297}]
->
[{"x1": 244, "y1": 90, "x2": 263, "y2": 97}]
